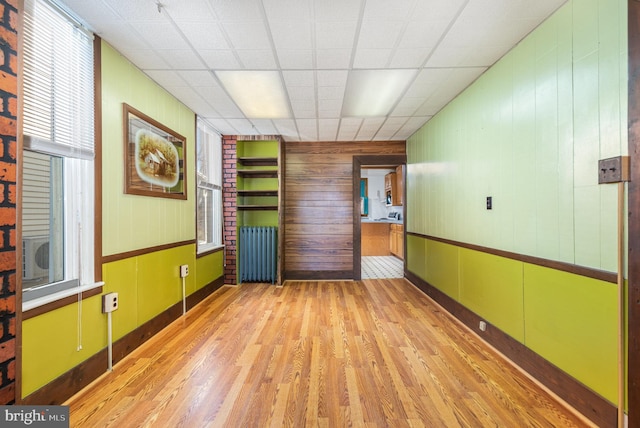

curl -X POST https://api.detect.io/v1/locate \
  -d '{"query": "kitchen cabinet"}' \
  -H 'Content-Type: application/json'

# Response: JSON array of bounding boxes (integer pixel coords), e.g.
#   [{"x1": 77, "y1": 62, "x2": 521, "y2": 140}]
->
[
  {"x1": 385, "y1": 168, "x2": 403, "y2": 206},
  {"x1": 390, "y1": 223, "x2": 404, "y2": 260},
  {"x1": 361, "y1": 222, "x2": 391, "y2": 256}
]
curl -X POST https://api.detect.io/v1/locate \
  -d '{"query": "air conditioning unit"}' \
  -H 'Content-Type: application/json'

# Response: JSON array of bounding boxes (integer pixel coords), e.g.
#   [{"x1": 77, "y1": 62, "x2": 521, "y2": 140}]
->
[{"x1": 23, "y1": 236, "x2": 49, "y2": 280}]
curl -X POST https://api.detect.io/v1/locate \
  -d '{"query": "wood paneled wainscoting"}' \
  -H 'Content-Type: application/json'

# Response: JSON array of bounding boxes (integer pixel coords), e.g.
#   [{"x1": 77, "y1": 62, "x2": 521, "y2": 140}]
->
[
  {"x1": 284, "y1": 140, "x2": 405, "y2": 281},
  {"x1": 66, "y1": 279, "x2": 592, "y2": 427}
]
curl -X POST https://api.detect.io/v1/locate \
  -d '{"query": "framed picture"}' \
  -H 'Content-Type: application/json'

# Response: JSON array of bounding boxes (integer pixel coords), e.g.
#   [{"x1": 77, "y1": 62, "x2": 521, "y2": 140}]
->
[{"x1": 123, "y1": 103, "x2": 187, "y2": 199}]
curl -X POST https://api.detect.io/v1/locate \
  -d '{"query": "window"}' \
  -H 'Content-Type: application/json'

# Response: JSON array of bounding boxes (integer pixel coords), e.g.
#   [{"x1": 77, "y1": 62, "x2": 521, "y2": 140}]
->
[
  {"x1": 22, "y1": 0, "x2": 97, "y2": 309},
  {"x1": 196, "y1": 119, "x2": 223, "y2": 253}
]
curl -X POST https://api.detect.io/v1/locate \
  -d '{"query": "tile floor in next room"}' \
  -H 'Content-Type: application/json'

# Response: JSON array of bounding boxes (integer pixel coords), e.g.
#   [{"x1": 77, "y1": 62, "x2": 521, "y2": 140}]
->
[{"x1": 361, "y1": 255, "x2": 404, "y2": 279}]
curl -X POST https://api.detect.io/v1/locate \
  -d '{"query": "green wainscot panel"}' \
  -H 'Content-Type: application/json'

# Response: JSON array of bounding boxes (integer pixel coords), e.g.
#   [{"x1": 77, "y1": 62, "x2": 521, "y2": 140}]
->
[
  {"x1": 196, "y1": 249, "x2": 224, "y2": 290},
  {"x1": 22, "y1": 294, "x2": 105, "y2": 397},
  {"x1": 523, "y1": 263, "x2": 617, "y2": 403},
  {"x1": 406, "y1": 234, "x2": 426, "y2": 281},
  {"x1": 425, "y1": 239, "x2": 460, "y2": 301},
  {"x1": 102, "y1": 257, "x2": 139, "y2": 341},
  {"x1": 137, "y1": 245, "x2": 195, "y2": 324},
  {"x1": 459, "y1": 248, "x2": 524, "y2": 342}
]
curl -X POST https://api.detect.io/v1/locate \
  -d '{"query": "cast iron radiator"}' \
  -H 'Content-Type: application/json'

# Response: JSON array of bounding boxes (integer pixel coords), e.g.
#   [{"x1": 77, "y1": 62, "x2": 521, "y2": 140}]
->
[{"x1": 239, "y1": 226, "x2": 277, "y2": 284}]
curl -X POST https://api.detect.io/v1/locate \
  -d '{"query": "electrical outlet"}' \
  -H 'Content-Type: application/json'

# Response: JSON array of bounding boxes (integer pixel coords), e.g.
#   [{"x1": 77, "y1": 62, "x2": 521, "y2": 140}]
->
[
  {"x1": 180, "y1": 264, "x2": 189, "y2": 278},
  {"x1": 479, "y1": 320, "x2": 487, "y2": 332},
  {"x1": 102, "y1": 292, "x2": 118, "y2": 313}
]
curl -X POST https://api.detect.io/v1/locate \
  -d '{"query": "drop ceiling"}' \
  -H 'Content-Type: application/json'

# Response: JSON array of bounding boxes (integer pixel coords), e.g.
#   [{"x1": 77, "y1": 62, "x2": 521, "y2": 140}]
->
[{"x1": 57, "y1": 0, "x2": 566, "y2": 142}]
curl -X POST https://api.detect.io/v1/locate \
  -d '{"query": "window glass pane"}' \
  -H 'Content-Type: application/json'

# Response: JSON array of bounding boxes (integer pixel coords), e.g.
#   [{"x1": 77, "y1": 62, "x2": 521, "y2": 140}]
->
[{"x1": 22, "y1": 150, "x2": 64, "y2": 290}]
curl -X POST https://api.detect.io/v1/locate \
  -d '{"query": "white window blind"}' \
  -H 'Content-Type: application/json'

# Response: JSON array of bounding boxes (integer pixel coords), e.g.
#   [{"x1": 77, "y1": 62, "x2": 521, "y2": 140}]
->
[{"x1": 23, "y1": 0, "x2": 94, "y2": 160}]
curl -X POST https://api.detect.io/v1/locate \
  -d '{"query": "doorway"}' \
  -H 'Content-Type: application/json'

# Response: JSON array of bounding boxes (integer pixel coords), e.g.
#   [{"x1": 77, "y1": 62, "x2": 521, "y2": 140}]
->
[{"x1": 352, "y1": 154, "x2": 406, "y2": 280}]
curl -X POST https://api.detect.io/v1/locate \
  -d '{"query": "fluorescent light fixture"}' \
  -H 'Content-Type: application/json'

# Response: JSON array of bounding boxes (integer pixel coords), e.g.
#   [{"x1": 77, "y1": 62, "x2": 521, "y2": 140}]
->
[
  {"x1": 216, "y1": 71, "x2": 290, "y2": 119},
  {"x1": 342, "y1": 69, "x2": 417, "y2": 117}
]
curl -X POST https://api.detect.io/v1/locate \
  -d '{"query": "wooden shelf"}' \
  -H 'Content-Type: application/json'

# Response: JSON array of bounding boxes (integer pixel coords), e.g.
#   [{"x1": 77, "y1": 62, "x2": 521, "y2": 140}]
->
[
  {"x1": 237, "y1": 169, "x2": 278, "y2": 178},
  {"x1": 237, "y1": 190, "x2": 278, "y2": 197},
  {"x1": 238, "y1": 157, "x2": 278, "y2": 166},
  {"x1": 237, "y1": 205, "x2": 278, "y2": 211}
]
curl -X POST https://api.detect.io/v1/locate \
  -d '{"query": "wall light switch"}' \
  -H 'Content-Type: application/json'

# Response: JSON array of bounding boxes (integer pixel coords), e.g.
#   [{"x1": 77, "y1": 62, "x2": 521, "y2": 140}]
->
[
  {"x1": 486, "y1": 196, "x2": 492, "y2": 210},
  {"x1": 598, "y1": 156, "x2": 630, "y2": 184}
]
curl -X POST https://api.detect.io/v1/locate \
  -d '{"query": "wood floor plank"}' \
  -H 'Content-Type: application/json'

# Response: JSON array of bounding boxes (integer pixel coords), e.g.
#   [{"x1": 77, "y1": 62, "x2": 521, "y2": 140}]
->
[{"x1": 66, "y1": 280, "x2": 593, "y2": 427}]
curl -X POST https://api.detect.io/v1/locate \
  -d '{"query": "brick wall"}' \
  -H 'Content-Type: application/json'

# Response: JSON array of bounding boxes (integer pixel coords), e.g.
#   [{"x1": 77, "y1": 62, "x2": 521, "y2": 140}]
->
[
  {"x1": 222, "y1": 136, "x2": 237, "y2": 284},
  {"x1": 0, "y1": 0, "x2": 18, "y2": 405}
]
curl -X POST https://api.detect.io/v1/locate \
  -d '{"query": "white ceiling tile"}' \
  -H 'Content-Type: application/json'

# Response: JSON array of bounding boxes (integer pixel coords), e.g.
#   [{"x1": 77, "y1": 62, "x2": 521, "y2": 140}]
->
[
  {"x1": 273, "y1": 119, "x2": 300, "y2": 140},
  {"x1": 353, "y1": 49, "x2": 392, "y2": 69},
  {"x1": 251, "y1": 119, "x2": 279, "y2": 135},
  {"x1": 318, "y1": 99, "x2": 342, "y2": 112},
  {"x1": 177, "y1": 70, "x2": 218, "y2": 86},
  {"x1": 236, "y1": 50, "x2": 278, "y2": 69},
  {"x1": 144, "y1": 70, "x2": 184, "y2": 88},
  {"x1": 317, "y1": 86, "x2": 344, "y2": 100},
  {"x1": 316, "y1": 49, "x2": 352, "y2": 69},
  {"x1": 318, "y1": 119, "x2": 339, "y2": 140},
  {"x1": 283, "y1": 70, "x2": 315, "y2": 87},
  {"x1": 277, "y1": 50, "x2": 314, "y2": 69},
  {"x1": 398, "y1": 21, "x2": 448, "y2": 50},
  {"x1": 391, "y1": 97, "x2": 427, "y2": 117},
  {"x1": 389, "y1": 49, "x2": 429, "y2": 68},
  {"x1": 156, "y1": 49, "x2": 206, "y2": 69},
  {"x1": 357, "y1": 21, "x2": 404, "y2": 49},
  {"x1": 222, "y1": 22, "x2": 272, "y2": 50},
  {"x1": 287, "y1": 86, "x2": 316, "y2": 100},
  {"x1": 199, "y1": 50, "x2": 241, "y2": 69},
  {"x1": 99, "y1": 24, "x2": 151, "y2": 51},
  {"x1": 60, "y1": 0, "x2": 566, "y2": 142},
  {"x1": 162, "y1": 0, "x2": 216, "y2": 22},
  {"x1": 317, "y1": 70, "x2": 349, "y2": 87},
  {"x1": 227, "y1": 119, "x2": 259, "y2": 135},
  {"x1": 117, "y1": 48, "x2": 168, "y2": 69},
  {"x1": 315, "y1": 22, "x2": 358, "y2": 49},
  {"x1": 209, "y1": 0, "x2": 264, "y2": 21},
  {"x1": 314, "y1": 0, "x2": 361, "y2": 21},
  {"x1": 104, "y1": 0, "x2": 165, "y2": 22},
  {"x1": 201, "y1": 118, "x2": 238, "y2": 134},
  {"x1": 363, "y1": 0, "x2": 413, "y2": 20},
  {"x1": 270, "y1": 22, "x2": 313, "y2": 50},
  {"x1": 131, "y1": 22, "x2": 191, "y2": 50},
  {"x1": 180, "y1": 23, "x2": 230, "y2": 50},
  {"x1": 263, "y1": 0, "x2": 311, "y2": 21}
]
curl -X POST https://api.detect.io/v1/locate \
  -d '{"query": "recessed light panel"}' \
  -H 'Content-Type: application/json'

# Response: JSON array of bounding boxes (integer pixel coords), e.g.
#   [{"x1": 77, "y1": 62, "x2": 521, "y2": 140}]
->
[{"x1": 216, "y1": 70, "x2": 290, "y2": 119}]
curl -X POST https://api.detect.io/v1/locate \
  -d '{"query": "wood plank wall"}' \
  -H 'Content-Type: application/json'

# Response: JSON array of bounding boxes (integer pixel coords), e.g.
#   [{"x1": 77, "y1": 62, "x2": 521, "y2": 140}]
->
[{"x1": 284, "y1": 141, "x2": 406, "y2": 280}]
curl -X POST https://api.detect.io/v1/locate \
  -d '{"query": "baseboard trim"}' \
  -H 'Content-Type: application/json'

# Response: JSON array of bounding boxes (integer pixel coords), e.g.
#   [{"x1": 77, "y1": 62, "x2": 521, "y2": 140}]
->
[
  {"x1": 404, "y1": 270, "x2": 616, "y2": 428},
  {"x1": 21, "y1": 277, "x2": 225, "y2": 405},
  {"x1": 284, "y1": 270, "x2": 354, "y2": 281}
]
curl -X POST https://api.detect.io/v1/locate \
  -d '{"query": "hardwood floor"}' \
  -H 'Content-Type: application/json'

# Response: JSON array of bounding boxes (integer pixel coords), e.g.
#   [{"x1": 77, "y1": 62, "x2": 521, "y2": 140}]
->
[{"x1": 66, "y1": 279, "x2": 592, "y2": 427}]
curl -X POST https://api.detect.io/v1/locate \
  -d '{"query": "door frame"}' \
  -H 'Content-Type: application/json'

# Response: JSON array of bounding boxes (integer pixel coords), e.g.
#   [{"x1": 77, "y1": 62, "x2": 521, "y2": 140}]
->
[{"x1": 352, "y1": 154, "x2": 407, "y2": 280}]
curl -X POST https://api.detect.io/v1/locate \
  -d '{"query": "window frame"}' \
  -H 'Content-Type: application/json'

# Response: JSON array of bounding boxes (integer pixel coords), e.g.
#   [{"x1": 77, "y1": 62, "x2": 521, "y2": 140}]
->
[
  {"x1": 21, "y1": 0, "x2": 102, "y2": 315},
  {"x1": 195, "y1": 118, "x2": 223, "y2": 255}
]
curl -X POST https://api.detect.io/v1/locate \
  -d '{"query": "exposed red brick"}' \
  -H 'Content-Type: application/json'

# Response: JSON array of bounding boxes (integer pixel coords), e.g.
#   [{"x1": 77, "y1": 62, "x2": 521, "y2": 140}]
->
[
  {"x1": 0, "y1": 71, "x2": 17, "y2": 95},
  {"x1": 7, "y1": 273, "x2": 15, "y2": 294},
  {"x1": 0, "y1": 116, "x2": 16, "y2": 138},
  {"x1": 0, "y1": 161, "x2": 16, "y2": 181},
  {"x1": 0, "y1": 382, "x2": 14, "y2": 404},
  {"x1": 0, "y1": 296, "x2": 15, "y2": 314},
  {"x1": 5, "y1": 0, "x2": 18, "y2": 11},
  {"x1": 8, "y1": 183, "x2": 16, "y2": 204},
  {"x1": 7, "y1": 359, "x2": 15, "y2": 381},
  {"x1": 7, "y1": 317, "x2": 15, "y2": 337},
  {"x1": 0, "y1": 251, "x2": 16, "y2": 268},
  {"x1": 0, "y1": 338, "x2": 14, "y2": 362},
  {"x1": 7, "y1": 97, "x2": 17, "y2": 118},
  {"x1": 0, "y1": 207, "x2": 15, "y2": 227}
]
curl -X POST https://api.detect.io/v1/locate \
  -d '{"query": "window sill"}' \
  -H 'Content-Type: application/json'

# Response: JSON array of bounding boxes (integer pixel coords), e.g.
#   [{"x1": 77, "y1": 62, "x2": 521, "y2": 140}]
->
[{"x1": 23, "y1": 282, "x2": 104, "y2": 320}]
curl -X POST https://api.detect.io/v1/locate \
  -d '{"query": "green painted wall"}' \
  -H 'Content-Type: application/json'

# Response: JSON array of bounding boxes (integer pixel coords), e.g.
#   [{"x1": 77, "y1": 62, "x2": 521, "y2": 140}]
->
[
  {"x1": 22, "y1": 41, "x2": 225, "y2": 397},
  {"x1": 406, "y1": 0, "x2": 625, "y2": 405}
]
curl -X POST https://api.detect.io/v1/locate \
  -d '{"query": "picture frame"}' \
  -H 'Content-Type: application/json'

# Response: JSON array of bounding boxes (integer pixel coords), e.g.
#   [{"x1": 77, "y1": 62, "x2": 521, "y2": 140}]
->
[{"x1": 123, "y1": 103, "x2": 187, "y2": 199}]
